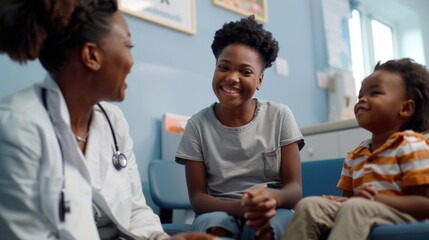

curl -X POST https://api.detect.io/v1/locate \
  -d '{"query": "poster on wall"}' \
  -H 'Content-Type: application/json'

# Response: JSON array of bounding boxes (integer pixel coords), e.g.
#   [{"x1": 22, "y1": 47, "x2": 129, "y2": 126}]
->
[
  {"x1": 119, "y1": 0, "x2": 196, "y2": 35},
  {"x1": 212, "y1": 0, "x2": 268, "y2": 23},
  {"x1": 321, "y1": 0, "x2": 351, "y2": 70}
]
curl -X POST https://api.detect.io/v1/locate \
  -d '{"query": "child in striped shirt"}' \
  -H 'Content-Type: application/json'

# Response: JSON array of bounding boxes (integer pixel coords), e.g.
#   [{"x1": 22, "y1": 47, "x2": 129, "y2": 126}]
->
[{"x1": 283, "y1": 58, "x2": 429, "y2": 240}]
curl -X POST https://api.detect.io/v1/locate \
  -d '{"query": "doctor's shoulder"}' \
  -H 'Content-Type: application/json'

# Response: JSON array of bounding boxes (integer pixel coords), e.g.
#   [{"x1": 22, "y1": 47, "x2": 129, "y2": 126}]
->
[
  {"x1": 0, "y1": 85, "x2": 44, "y2": 116},
  {"x1": 0, "y1": 86, "x2": 49, "y2": 131}
]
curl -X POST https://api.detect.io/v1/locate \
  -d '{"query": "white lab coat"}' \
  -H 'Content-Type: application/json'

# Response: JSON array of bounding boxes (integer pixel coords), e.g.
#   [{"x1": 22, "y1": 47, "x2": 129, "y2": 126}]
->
[{"x1": 0, "y1": 75, "x2": 164, "y2": 239}]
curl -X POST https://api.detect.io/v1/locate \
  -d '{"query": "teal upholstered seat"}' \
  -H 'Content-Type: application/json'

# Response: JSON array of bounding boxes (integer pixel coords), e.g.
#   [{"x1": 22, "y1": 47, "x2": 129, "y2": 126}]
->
[
  {"x1": 149, "y1": 158, "x2": 429, "y2": 239},
  {"x1": 302, "y1": 158, "x2": 429, "y2": 240},
  {"x1": 148, "y1": 159, "x2": 192, "y2": 235}
]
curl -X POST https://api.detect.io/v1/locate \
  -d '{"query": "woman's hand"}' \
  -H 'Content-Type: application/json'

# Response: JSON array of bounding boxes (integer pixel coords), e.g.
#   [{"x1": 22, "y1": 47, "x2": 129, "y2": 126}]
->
[
  {"x1": 241, "y1": 185, "x2": 276, "y2": 237},
  {"x1": 170, "y1": 232, "x2": 218, "y2": 240}
]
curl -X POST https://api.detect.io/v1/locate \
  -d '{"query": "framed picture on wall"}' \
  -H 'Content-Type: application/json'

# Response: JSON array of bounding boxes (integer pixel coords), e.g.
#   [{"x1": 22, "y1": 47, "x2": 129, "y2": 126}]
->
[
  {"x1": 212, "y1": 0, "x2": 268, "y2": 23},
  {"x1": 119, "y1": 0, "x2": 196, "y2": 35}
]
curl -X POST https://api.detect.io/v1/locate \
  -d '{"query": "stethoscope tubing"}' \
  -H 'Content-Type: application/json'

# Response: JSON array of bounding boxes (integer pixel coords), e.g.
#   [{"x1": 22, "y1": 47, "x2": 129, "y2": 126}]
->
[{"x1": 41, "y1": 88, "x2": 127, "y2": 222}]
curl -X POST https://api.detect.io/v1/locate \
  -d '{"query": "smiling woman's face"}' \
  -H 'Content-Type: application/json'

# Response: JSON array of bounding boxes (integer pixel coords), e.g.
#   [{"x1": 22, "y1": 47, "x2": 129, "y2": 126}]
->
[
  {"x1": 212, "y1": 43, "x2": 264, "y2": 109},
  {"x1": 96, "y1": 12, "x2": 134, "y2": 102}
]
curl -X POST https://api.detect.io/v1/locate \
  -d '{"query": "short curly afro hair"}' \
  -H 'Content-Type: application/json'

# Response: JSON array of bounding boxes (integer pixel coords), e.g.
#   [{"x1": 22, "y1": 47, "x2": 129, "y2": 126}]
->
[
  {"x1": 211, "y1": 15, "x2": 279, "y2": 70},
  {"x1": 374, "y1": 58, "x2": 429, "y2": 132}
]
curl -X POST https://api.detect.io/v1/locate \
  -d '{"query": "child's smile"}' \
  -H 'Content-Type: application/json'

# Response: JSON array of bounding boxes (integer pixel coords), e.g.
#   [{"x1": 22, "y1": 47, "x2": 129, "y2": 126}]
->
[
  {"x1": 354, "y1": 105, "x2": 369, "y2": 118},
  {"x1": 355, "y1": 70, "x2": 409, "y2": 134}
]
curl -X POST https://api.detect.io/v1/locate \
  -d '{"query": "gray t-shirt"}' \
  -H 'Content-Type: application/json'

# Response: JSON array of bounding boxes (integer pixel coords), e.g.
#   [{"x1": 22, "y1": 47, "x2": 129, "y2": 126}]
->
[{"x1": 176, "y1": 100, "x2": 304, "y2": 200}]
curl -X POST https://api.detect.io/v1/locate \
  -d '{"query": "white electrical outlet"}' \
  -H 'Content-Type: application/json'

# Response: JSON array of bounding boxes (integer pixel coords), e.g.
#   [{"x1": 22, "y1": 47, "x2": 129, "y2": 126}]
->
[{"x1": 275, "y1": 57, "x2": 289, "y2": 77}]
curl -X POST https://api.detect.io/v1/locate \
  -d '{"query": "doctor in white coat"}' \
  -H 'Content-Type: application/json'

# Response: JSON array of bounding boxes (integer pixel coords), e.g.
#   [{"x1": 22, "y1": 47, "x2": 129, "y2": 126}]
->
[{"x1": 0, "y1": 0, "x2": 212, "y2": 239}]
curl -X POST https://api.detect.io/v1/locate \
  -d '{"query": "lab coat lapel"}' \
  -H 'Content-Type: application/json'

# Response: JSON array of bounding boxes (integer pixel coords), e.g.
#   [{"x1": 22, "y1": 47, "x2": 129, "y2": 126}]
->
[
  {"x1": 85, "y1": 107, "x2": 111, "y2": 189},
  {"x1": 39, "y1": 75, "x2": 91, "y2": 181}
]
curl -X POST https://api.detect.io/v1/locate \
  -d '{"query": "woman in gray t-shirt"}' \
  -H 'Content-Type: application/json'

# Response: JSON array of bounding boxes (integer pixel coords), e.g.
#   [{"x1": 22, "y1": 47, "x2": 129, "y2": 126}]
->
[{"x1": 176, "y1": 15, "x2": 304, "y2": 240}]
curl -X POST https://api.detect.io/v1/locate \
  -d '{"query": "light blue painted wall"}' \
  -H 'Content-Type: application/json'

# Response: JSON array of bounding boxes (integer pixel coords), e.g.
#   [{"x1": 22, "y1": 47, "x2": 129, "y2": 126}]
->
[
  {"x1": 0, "y1": 1, "x2": 329, "y2": 208},
  {"x1": 405, "y1": 0, "x2": 429, "y2": 65},
  {"x1": 119, "y1": 1, "x2": 330, "y2": 202},
  {"x1": 0, "y1": 2, "x2": 329, "y2": 165}
]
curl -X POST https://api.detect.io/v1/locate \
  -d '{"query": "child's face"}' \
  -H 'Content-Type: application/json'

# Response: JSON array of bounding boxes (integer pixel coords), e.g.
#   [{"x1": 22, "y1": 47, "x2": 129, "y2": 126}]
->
[
  {"x1": 354, "y1": 70, "x2": 408, "y2": 133},
  {"x1": 212, "y1": 43, "x2": 264, "y2": 109}
]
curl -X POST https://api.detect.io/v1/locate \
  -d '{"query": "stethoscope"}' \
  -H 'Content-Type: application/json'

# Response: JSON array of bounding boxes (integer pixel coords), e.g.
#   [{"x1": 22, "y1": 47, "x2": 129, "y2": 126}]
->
[{"x1": 41, "y1": 88, "x2": 127, "y2": 222}]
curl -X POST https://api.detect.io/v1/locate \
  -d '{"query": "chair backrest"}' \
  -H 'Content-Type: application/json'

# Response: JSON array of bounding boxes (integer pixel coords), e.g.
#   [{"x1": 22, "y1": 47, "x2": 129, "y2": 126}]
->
[
  {"x1": 301, "y1": 158, "x2": 344, "y2": 197},
  {"x1": 148, "y1": 160, "x2": 192, "y2": 209},
  {"x1": 149, "y1": 158, "x2": 344, "y2": 208}
]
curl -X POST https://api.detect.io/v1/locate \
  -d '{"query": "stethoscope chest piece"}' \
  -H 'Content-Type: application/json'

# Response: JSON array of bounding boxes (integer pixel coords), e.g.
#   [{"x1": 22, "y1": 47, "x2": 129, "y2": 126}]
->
[
  {"x1": 96, "y1": 103, "x2": 128, "y2": 171},
  {"x1": 112, "y1": 151, "x2": 127, "y2": 170}
]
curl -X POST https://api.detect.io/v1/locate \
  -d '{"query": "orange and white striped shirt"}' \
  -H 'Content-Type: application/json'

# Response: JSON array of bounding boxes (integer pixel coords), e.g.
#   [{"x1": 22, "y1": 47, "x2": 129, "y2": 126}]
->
[{"x1": 337, "y1": 131, "x2": 429, "y2": 196}]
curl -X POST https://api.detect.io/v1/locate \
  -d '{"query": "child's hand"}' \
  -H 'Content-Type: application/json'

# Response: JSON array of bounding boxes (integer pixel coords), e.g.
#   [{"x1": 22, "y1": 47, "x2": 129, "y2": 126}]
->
[
  {"x1": 353, "y1": 184, "x2": 378, "y2": 200},
  {"x1": 241, "y1": 185, "x2": 277, "y2": 237},
  {"x1": 322, "y1": 195, "x2": 348, "y2": 203}
]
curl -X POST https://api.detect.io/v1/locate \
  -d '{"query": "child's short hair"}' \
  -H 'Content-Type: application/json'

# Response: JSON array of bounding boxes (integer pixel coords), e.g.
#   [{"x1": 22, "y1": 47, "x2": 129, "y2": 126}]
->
[
  {"x1": 374, "y1": 58, "x2": 429, "y2": 132},
  {"x1": 211, "y1": 15, "x2": 279, "y2": 70}
]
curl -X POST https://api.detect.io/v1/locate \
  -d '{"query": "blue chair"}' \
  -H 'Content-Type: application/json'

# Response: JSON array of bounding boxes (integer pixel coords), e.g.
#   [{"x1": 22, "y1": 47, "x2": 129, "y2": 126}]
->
[
  {"x1": 149, "y1": 158, "x2": 429, "y2": 238},
  {"x1": 301, "y1": 158, "x2": 429, "y2": 240},
  {"x1": 301, "y1": 158, "x2": 343, "y2": 197},
  {"x1": 148, "y1": 159, "x2": 193, "y2": 235}
]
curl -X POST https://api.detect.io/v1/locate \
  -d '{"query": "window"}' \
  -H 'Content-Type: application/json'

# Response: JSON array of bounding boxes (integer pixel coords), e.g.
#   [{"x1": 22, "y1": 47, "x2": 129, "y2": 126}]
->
[
  {"x1": 348, "y1": 10, "x2": 365, "y2": 96},
  {"x1": 371, "y1": 19, "x2": 394, "y2": 64},
  {"x1": 348, "y1": 9, "x2": 396, "y2": 95}
]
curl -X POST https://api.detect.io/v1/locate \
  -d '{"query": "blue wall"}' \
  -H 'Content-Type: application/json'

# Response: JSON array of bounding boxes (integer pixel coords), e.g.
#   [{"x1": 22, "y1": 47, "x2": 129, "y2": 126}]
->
[{"x1": 0, "y1": 1, "x2": 329, "y2": 207}]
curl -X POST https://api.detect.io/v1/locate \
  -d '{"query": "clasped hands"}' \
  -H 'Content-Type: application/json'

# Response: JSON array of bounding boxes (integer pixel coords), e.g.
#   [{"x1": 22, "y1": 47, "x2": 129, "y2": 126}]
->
[{"x1": 241, "y1": 184, "x2": 277, "y2": 237}]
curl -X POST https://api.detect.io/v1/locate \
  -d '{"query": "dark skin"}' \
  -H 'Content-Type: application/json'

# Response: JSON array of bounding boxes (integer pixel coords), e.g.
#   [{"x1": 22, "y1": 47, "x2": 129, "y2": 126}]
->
[
  {"x1": 185, "y1": 145, "x2": 302, "y2": 216},
  {"x1": 53, "y1": 12, "x2": 215, "y2": 240},
  {"x1": 242, "y1": 144, "x2": 302, "y2": 233},
  {"x1": 184, "y1": 44, "x2": 302, "y2": 240},
  {"x1": 327, "y1": 71, "x2": 429, "y2": 220},
  {"x1": 340, "y1": 184, "x2": 429, "y2": 221},
  {"x1": 185, "y1": 143, "x2": 301, "y2": 239},
  {"x1": 170, "y1": 232, "x2": 216, "y2": 240},
  {"x1": 53, "y1": 12, "x2": 134, "y2": 153}
]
